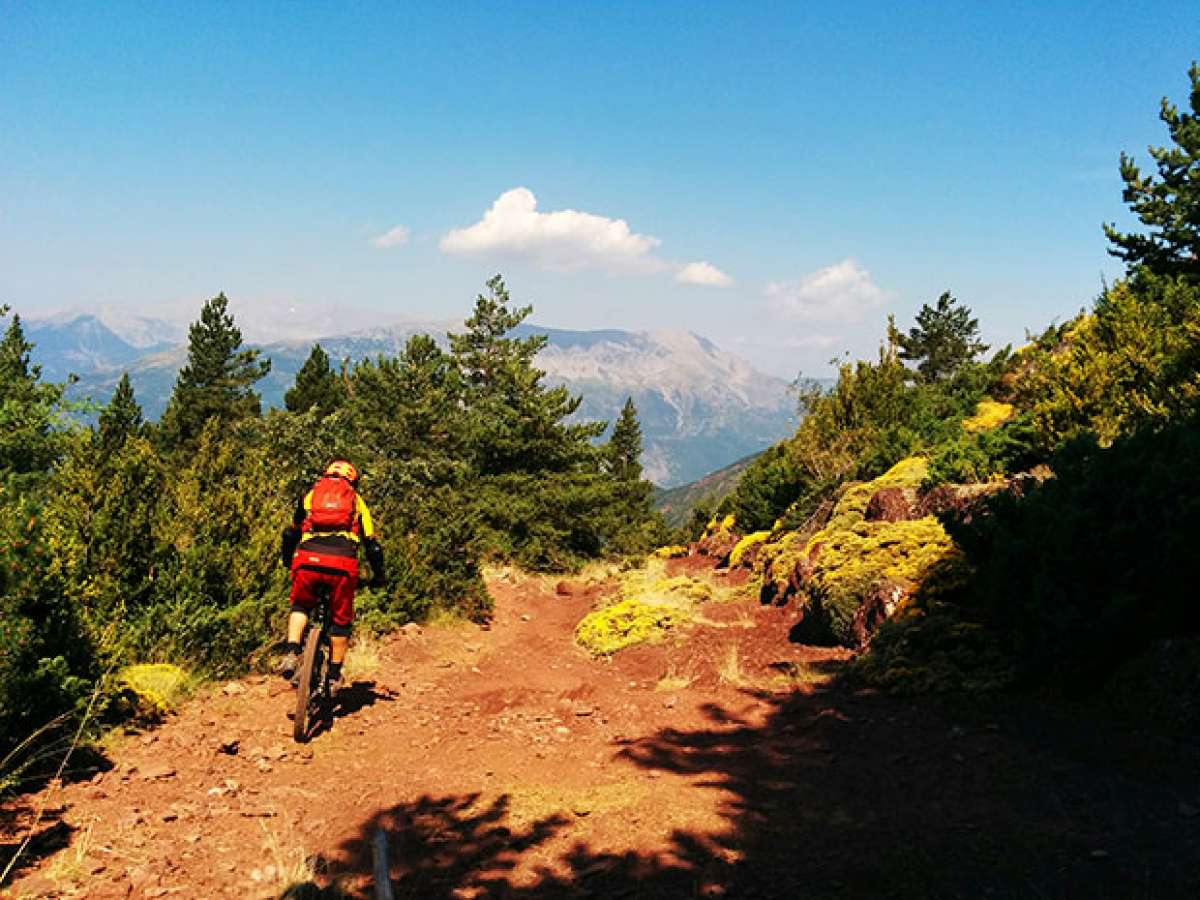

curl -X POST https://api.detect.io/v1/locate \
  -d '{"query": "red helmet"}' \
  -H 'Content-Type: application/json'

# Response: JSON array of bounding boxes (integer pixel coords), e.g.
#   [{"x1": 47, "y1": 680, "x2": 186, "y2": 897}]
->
[{"x1": 324, "y1": 460, "x2": 358, "y2": 484}]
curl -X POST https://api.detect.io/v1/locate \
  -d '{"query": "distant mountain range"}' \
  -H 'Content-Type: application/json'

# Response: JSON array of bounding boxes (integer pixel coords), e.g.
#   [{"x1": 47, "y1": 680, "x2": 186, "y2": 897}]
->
[{"x1": 26, "y1": 313, "x2": 800, "y2": 487}]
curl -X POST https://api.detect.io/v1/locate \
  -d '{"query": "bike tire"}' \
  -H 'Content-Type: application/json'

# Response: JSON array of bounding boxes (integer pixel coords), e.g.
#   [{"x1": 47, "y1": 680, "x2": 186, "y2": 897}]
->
[{"x1": 292, "y1": 626, "x2": 323, "y2": 743}]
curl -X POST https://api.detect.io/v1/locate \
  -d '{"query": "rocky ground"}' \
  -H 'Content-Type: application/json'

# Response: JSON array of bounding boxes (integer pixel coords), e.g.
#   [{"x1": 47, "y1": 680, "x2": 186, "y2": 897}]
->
[{"x1": 3, "y1": 562, "x2": 1199, "y2": 899}]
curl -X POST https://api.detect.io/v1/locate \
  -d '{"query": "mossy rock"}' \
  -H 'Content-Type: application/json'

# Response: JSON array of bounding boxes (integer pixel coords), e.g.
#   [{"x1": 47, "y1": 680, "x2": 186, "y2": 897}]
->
[
  {"x1": 803, "y1": 517, "x2": 962, "y2": 645},
  {"x1": 118, "y1": 663, "x2": 190, "y2": 717},
  {"x1": 729, "y1": 531, "x2": 771, "y2": 568},
  {"x1": 754, "y1": 531, "x2": 810, "y2": 601},
  {"x1": 575, "y1": 599, "x2": 688, "y2": 655},
  {"x1": 826, "y1": 458, "x2": 929, "y2": 532}
]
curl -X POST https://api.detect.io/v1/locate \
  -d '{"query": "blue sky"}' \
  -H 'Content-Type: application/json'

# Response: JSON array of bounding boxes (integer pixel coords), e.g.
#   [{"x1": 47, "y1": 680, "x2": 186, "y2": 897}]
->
[{"x1": 1, "y1": 2, "x2": 1196, "y2": 376}]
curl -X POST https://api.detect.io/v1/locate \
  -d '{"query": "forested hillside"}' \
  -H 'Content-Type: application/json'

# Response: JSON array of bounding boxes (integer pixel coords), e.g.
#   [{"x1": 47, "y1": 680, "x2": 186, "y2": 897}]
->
[{"x1": 0, "y1": 276, "x2": 666, "y2": 763}]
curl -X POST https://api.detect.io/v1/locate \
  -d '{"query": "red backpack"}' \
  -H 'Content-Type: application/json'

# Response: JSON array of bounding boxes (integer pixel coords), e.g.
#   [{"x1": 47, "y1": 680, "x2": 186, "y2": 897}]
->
[{"x1": 308, "y1": 476, "x2": 357, "y2": 531}]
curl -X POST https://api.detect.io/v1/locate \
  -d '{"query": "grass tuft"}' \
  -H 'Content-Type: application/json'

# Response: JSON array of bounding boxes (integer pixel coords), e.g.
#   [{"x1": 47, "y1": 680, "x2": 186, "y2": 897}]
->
[{"x1": 342, "y1": 634, "x2": 382, "y2": 681}]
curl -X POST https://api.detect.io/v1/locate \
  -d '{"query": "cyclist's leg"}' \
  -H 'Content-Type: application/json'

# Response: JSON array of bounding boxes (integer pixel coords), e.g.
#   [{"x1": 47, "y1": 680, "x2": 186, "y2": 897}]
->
[
  {"x1": 286, "y1": 609, "x2": 309, "y2": 645},
  {"x1": 281, "y1": 568, "x2": 320, "y2": 677},
  {"x1": 327, "y1": 572, "x2": 357, "y2": 671}
]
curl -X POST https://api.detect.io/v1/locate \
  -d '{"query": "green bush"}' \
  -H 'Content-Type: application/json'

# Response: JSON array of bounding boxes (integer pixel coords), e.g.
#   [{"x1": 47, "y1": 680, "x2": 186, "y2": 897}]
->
[
  {"x1": 0, "y1": 486, "x2": 97, "y2": 755},
  {"x1": 924, "y1": 413, "x2": 1040, "y2": 487},
  {"x1": 941, "y1": 415, "x2": 1200, "y2": 683}
]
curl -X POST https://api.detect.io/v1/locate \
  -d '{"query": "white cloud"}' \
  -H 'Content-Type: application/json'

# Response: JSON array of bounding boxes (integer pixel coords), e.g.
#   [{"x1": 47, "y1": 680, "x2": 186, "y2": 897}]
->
[
  {"x1": 440, "y1": 187, "x2": 729, "y2": 286},
  {"x1": 675, "y1": 261, "x2": 733, "y2": 287},
  {"x1": 440, "y1": 187, "x2": 661, "y2": 272},
  {"x1": 369, "y1": 225, "x2": 411, "y2": 248},
  {"x1": 766, "y1": 259, "x2": 889, "y2": 322}
]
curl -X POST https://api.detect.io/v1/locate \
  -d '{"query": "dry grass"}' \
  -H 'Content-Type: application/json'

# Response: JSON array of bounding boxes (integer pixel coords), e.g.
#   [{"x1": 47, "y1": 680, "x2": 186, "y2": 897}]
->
[
  {"x1": 342, "y1": 633, "x2": 382, "y2": 681},
  {"x1": 44, "y1": 823, "x2": 93, "y2": 890},
  {"x1": 577, "y1": 559, "x2": 623, "y2": 583},
  {"x1": 425, "y1": 606, "x2": 468, "y2": 630},
  {"x1": 768, "y1": 660, "x2": 835, "y2": 691},
  {"x1": 503, "y1": 781, "x2": 647, "y2": 827},
  {"x1": 259, "y1": 821, "x2": 341, "y2": 896},
  {"x1": 717, "y1": 645, "x2": 749, "y2": 688},
  {"x1": 655, "y1": 664, "x2": 695, "y2": 693}
]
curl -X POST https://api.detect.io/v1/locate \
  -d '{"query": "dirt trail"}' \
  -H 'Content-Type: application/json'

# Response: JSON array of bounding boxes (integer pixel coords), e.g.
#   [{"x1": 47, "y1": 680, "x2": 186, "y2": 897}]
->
[{"x1": 4, "y1": 563, "x2": 1200, "y2": 898}]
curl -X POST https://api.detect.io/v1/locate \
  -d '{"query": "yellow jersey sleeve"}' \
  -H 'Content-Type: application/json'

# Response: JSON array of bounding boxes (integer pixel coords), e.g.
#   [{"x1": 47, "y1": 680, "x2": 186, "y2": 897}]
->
[{"x1": 356, "y1": 495, "x2": 375, "y2": 539}]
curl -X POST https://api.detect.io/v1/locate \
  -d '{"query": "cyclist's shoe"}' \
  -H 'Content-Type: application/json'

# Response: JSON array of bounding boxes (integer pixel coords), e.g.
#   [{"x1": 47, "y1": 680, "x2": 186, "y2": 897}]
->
[
  {"x1": 277, "y1": 650, "x2": 300, "y2": 681},
  {"x1": 327, "y1": 664, "x2": 344, "y2": 694}
]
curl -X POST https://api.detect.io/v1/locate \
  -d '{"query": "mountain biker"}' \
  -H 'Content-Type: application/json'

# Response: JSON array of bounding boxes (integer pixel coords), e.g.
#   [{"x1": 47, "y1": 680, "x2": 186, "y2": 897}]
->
[{"x1": 278, "y1": 460, "x2": 385, "y2": 689}]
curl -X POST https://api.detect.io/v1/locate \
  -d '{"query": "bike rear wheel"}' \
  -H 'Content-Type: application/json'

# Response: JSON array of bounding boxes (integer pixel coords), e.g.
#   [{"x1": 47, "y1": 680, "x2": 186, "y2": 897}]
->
[{"x1": 292, "y1": 626, "x2": 326, "y2": 743}]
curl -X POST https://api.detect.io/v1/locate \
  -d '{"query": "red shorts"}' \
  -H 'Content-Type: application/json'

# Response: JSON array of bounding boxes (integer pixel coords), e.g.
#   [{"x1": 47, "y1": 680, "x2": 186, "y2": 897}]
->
[{"x1": 289, "y1": 566, "x2": 357, "y2": 628}]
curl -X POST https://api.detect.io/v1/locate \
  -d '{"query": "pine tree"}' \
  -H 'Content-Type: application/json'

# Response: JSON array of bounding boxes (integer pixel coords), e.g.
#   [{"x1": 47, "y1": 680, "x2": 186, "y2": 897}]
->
[
  {"x1": 0, "y1": 305, "x2": 67, "y2": 474},
  {"x1": 1104, "y1": 62, "x2": 1200, "y2": 281},
  {"x1": 0, "y1": 306, "x2": 40, "y2": 391},
  {"x1": 896, "y1": 292, "x2": 987, "y2": 382},
  {"x1": 607, "y1": 397, "x2": 644, "y2": 482},
  {"x1": 449, "y1": 275, "x2": 603, "y2": 475},
  {"x1": 159, "y1": 293, "x2": 270, "y2": 448},
  {"x1": 97, "y1": 372, "x2": 143, "y2": 453},
  {"x1": 603, "y1": 397, "x2": 663, "y2": 553},
  {"x1": 285, "y1": 343, "x2": 344, "y2": 414}
]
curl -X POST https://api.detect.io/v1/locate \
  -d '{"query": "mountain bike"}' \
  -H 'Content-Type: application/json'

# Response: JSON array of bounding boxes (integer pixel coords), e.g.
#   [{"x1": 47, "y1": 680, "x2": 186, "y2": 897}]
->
[{"x1": 292, "y1": 587, "x2": 334, "y2": 743}]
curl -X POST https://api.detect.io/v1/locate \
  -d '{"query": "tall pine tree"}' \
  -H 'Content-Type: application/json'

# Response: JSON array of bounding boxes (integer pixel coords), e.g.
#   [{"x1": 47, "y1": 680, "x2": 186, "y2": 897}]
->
[
  {"x1": 1104, "y1": 62, "x2": 1200, "y2": 281},
  {"x1": 159, "y1": 293, "x2": 270, "y2": 448},
  {"x1": 449, "y1": 275, "x2": 603, "y2": 475},
  {"x1": 0, "y1": 305, "x2": 67, "y2": 475},
  {"x1": 607, "y1": 397, "x2": 645, "y2": 482},
  {"x1": 603, "y1": 397, "x2": 660, "y2": 553},
  {"x1": 97, "y1": 372, "x2": 143, "y2": 453},
  {"x1": 896, "y1": 291, "x2": 987, "y2": 382},
  {"x1": 285, "y1": 343, "x2": 345, "y2": 414}
]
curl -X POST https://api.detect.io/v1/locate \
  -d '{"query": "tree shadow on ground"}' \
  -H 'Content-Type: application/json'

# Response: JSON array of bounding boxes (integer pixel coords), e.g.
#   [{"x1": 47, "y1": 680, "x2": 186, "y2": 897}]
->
[
  {"x1": 1, "y1": 739, "x2": 111, "y2": 886},
  {"x1": 296, "y1": 686, "x2": 1200, "y2": 899},
  {"x1": 0, "y1": 818, "x2": 74, "y2": 886}
]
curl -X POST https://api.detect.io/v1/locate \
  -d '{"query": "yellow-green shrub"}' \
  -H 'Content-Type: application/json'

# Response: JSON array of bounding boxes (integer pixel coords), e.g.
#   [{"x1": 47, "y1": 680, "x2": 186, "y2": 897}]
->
[
  {"x1": 573, "y1": 560, "x2": 732, "y2": 654},
  {"x1": 575, "y1": 599, "x2": 688, "y2": 655},
  {"x1": 703, "y1": 513, "x2": 736, "y2": 537},
  {"x1": 962, "y1": 400, "x2": 1014, "y2": 433},
  {"x1": 729, "y1": 530, "x2": 770, "y2": 567},
  {"x1": 117, "y1": 663, "x2": 190, "y2": 717}
]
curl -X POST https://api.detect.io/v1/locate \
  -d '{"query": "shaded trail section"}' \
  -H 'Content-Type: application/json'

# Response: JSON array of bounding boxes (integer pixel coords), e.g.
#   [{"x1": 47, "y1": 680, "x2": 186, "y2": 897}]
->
[{"x1": 4, "y1": 567, "x2": 1199, "y2": 898}]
